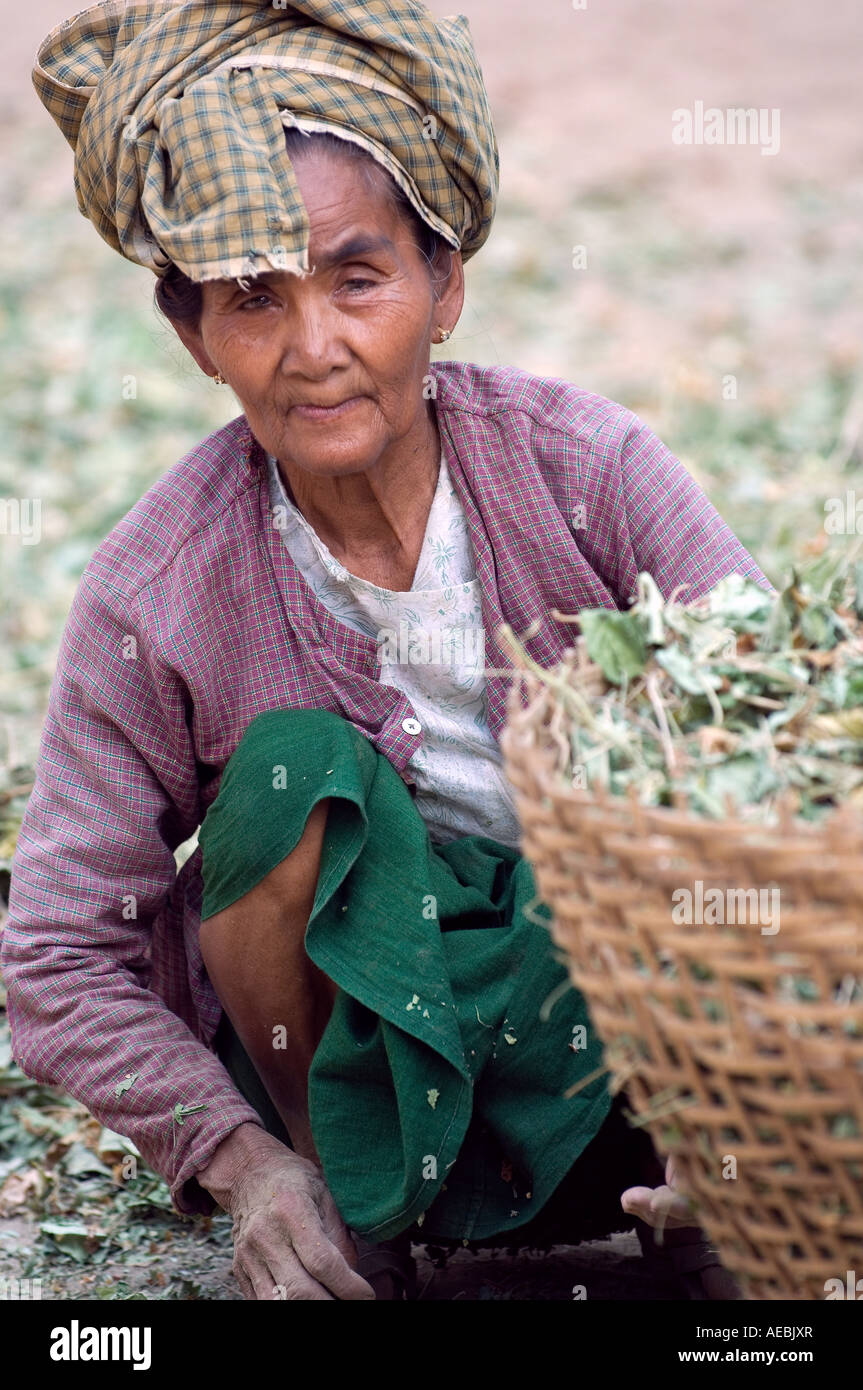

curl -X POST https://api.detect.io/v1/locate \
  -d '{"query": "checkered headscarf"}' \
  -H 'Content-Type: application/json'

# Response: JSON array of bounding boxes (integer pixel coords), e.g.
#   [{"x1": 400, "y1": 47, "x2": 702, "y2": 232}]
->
[{"x1": 33, "y1": 0, "x2": 499, "y2": 282}]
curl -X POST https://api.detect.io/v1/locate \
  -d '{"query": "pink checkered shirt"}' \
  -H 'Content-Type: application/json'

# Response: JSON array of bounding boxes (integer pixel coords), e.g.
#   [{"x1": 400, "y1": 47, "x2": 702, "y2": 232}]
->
[{"x1": 1, "y1": 361, "x2": 767, "y2": 1212}]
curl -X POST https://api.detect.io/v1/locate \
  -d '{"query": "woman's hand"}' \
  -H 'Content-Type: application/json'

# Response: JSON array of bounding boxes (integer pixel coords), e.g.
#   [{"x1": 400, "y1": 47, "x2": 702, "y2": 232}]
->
[
  {"x1": 619, "y1": 1154, "x2": 697, "y2": 1229},
  {"x1": 197, "y1": 1123, "x2": 376, "y2": 1300}
]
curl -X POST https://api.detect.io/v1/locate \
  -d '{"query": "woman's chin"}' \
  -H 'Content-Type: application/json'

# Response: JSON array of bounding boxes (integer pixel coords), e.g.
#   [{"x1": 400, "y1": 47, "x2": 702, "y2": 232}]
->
[{"x1": 272, "y1": 432, "x2": 389, "y2": 477}]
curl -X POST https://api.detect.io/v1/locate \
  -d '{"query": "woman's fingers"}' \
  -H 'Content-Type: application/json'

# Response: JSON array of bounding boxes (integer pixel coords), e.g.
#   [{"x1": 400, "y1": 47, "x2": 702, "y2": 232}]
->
[
  {"x1": 244, "y1": 1194, "x2": 375, "y2": 1301},
  {"x1": 619, "y1": 1181, "x2": 695, "y2": 1228},
  {"x1": 232, "y1": 1258, "x2": 257, "y2": 1302},
  {"x1": 289, "y1": 1207, "x2": 376, "y2": 1300},
  {"x1": 621, "y1": 1151, "x2": 698, "y2": 1228},
  {"x1": 242, "y1": 1242, "x2": 336, "y2": 1301},
  {"x1": 218, "y1": 1138, "x2": 373, "y2": 1299}
]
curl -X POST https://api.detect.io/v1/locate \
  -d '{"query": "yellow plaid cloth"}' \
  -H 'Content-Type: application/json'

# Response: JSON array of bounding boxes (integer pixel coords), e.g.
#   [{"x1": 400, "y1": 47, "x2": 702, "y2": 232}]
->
[{"x1": 33, "y1": 0, "x2": 499, "y2": 282}]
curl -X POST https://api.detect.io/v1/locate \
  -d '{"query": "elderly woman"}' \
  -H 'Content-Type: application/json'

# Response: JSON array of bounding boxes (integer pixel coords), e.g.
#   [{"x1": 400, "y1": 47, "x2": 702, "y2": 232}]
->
[{"x1": 3, "y1": 0, "x2": 767, "y2": 1301}]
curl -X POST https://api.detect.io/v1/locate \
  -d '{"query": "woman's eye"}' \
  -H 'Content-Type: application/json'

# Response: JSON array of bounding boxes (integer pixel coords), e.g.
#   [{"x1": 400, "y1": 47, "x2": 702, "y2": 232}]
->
[
  {"x1": 342, "y1": 277, "x2": 375, "y2": 293},
  {"x1": 239, "y1": 294, "x2": 272, "y2": 310}
]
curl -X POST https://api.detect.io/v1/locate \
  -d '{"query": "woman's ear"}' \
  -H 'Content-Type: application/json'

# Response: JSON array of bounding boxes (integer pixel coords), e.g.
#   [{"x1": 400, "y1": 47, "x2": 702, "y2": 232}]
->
[
  {"x1": 171, "y1": 319, "x2": 219, "y2": 378},
  {"x1": 435, "y1": 247, "x2": 465, "y2": 332}
]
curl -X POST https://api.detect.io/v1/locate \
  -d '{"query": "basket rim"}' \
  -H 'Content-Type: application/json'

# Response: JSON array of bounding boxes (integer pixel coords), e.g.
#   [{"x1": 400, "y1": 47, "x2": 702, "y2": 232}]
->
[{"x1": 501, "y1": 667, "x2": 863, "y2": 846}]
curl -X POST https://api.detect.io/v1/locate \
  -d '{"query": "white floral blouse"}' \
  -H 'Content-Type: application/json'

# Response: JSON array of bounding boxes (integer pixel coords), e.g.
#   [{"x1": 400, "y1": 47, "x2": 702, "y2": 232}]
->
[{"x1": 266, "y1": 450, "x2": 522, "y2": 848}]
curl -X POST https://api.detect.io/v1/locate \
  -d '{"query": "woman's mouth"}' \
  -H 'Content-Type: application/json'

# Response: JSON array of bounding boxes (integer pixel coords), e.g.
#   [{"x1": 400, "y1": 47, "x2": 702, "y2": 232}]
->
[{"x1": 290, "y1": 396, "x2": 365, "y2": 421}]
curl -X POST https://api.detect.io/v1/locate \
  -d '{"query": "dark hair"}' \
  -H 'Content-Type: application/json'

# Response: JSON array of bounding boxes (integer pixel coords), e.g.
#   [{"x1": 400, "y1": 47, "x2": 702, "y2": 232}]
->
[{"x1": 155, "y1": 128, "x2": 452, "y2": 327}]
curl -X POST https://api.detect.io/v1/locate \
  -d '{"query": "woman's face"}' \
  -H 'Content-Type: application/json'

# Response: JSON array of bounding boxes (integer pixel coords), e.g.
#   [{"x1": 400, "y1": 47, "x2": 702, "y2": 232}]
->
[{"x1": 175, "y1": 148, "x2": 464, "y2": 479}]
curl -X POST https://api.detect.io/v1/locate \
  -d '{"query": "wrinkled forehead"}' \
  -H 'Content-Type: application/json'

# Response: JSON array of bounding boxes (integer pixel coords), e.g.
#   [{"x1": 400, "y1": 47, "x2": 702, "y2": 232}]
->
[{"x1": 204, "y1": 228, "x2": 405, "y2": 300}]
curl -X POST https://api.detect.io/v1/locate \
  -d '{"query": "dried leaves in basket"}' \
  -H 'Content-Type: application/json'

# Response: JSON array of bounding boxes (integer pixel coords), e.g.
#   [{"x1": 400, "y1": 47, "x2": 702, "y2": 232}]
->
[{"x1": 502, "y1": 549, "x2": 863, "y2": 824}]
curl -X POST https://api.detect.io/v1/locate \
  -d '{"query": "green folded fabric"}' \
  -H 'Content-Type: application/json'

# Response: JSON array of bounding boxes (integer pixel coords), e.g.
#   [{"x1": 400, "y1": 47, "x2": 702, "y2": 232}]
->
[{"x1": 199, "y1": 707, "x2": 613, "y2": 1243}]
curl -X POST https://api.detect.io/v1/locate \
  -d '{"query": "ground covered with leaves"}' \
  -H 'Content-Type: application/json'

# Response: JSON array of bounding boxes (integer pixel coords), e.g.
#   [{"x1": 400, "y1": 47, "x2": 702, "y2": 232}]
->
[{"x1": 1, "y1": 1000, "x2": 686, "y2": 1300}]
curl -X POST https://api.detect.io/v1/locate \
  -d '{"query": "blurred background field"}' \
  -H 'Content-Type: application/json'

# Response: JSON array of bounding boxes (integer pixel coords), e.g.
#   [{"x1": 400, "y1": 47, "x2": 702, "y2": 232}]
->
[{"x1": 1, "y1": 0, "x2": 861, "y2": 1298}]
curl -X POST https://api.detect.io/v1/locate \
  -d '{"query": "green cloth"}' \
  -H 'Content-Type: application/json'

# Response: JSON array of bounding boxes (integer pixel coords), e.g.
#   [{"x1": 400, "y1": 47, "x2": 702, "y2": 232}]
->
[
  {"x1": 33, "y1": 0, "x2": 498, "y2": 283},
  {"x1": 199, "y1": 708, "x2": 613, "y2": 1243}
]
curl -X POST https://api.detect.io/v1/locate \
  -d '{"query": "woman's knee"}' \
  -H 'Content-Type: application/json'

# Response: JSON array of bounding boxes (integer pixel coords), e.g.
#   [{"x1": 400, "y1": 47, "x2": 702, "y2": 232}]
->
[
  {"x1": 249, "y1": 796, "x2": 330, "y2": 907},
  {"x1": 198, "y1": 708, "x2": 363, "y2": 921},
  {"x1": 235, "y1": 706, "x2": 359, "y2": 777},
  {"x1": 203, "y1": 796, "x2": 331, "y2": 930}
]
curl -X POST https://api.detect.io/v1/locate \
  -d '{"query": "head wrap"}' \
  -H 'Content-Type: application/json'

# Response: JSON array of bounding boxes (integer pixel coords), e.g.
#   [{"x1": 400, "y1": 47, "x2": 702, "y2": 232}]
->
[{"x1": 32, "y1": 0, "x2": 499, "y2": 282}]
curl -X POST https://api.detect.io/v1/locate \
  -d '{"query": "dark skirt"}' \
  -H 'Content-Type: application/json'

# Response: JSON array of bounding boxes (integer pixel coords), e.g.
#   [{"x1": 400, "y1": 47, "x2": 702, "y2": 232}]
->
[
  {"x1": 214, "y1": 1008, "x2": 665, "y2": 1251},
  {"x1": 201, "y1": 706, "x2": 666, "y2": 1247}
]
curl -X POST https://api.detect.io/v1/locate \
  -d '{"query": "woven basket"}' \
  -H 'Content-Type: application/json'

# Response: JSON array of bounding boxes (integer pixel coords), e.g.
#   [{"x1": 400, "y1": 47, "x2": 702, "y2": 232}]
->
[{"x1": 500, "y1": 660, "x2": 863, "y2": 1301}]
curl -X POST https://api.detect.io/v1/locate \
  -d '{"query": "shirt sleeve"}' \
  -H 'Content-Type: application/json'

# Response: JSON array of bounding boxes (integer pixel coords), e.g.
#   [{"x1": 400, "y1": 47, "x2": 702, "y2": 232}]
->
[
  {"x1": 0, "y1": 566, "x2": 264, "y2": 1215},
  {"x1": 593, "y1": 411, "x2": 773, "y2": 606}
]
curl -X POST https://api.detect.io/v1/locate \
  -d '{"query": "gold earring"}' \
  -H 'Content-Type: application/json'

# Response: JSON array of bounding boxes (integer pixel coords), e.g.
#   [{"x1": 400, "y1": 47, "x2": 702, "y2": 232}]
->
[
  {"x1": 213, "y1": 371, "x2": 226, "y2": 385},
  {"x1": 436, "y1": 327, "x2": 451, "y2": 343}
]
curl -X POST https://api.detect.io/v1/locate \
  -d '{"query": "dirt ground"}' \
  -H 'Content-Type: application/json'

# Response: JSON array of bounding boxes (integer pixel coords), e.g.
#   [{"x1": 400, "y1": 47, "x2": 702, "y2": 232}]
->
[
  {"x1": 2, "y1": 0, "x2": 860, "y2": 1301},
  {"x1": 0, "y1": 1208, "x2": 682, "y2": 1302}
]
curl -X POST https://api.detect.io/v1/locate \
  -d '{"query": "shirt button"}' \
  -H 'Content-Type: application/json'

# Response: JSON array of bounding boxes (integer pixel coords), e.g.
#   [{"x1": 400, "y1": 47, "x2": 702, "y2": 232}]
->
[{"x1": 401, "y1": 717, "x2": 422, "y2": 735}]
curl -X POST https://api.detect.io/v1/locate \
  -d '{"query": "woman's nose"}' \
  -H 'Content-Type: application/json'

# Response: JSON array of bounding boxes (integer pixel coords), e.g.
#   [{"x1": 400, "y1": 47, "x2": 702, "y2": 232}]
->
[{"x1": 279, "y1": 298, "x2": 352, "y2": 378}]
